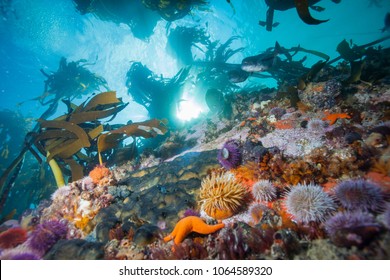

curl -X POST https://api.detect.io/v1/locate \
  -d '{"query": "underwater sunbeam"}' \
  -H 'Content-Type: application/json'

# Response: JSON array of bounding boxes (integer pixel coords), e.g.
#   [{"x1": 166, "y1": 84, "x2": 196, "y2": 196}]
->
[{"x1": 177, "y1": 100, "x2": 202, "y2": 122}]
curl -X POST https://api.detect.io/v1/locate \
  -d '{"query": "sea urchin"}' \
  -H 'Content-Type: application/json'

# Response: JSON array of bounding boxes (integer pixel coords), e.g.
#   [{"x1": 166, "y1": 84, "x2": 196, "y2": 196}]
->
[
  {"x1": 252, "y1": 180, "x2": 277, "y2": 202},
  {"x1": 200, "y1": 172, "x2": 248, "y2": 220},
  {"x1": 285, "y1": 183, "x2": 336, "y2": 223},
  {"x1": 217, "y1": 139, "x2": 241, "y2": 170},
  {"x1": 334, "y1": 179, "x2": 385, "y2": 212},
  {"x1": 324, "y1": 211, "x2": 381, "y2": 247},
  {"x1": 27, "y1": 219, "x2": 68, "y2": 256}
]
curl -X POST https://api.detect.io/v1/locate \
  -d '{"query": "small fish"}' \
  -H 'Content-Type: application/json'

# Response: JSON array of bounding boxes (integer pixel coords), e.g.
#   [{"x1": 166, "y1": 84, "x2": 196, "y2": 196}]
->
[
  {"x1": 228, "y1": 69, "x2": 250, "y2": 83},
  {"x1": 241, "y1": 42, "x2": 281, "y2": 72},
  {"x1": 205, "y1": 88, "x2": 225, "y2": 113},
  {"x1": 381, "y1": 12, "x2": 390, "y2": 32}
]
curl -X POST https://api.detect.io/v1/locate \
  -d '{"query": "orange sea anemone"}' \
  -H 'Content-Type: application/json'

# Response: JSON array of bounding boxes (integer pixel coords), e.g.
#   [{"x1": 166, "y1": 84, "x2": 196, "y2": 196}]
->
[
  {"x1": 199, "y1": 172, "x2": 248, "y2": 220},
  {"x1": 89, "y1": 165, "x2": 113, "y2": 185}
]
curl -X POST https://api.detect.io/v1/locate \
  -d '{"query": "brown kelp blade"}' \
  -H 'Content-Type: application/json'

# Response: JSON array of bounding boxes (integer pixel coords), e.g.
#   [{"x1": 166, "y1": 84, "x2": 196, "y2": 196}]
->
[
  {"x1": 0, "y1": 146, "x2": 28, "y2": 214},
  {"x1": 38, "y1": 120, "x2": 91, "y2": 148},
  {"x1": 294, "y1": 0, "x2": 329, "y2": 25},
  {"x1": 34, "y1": 130, "x2": 78, "y2": 142},
  {"x1": 336, "y1": 39, "x2": 365, "y2": 62},
  {"x1": 68, "y1": 103, "x2": 128, "y2": 124},
  {"x1": 97, "y1": 133, "x2": 126, "y2": 154},
  {"x1": 63, "y1": 158, "x2": 84, "y2": 182},
  {"x1": 298, "y1": 60, "x2": 328, "y2": 90},
  {"x1": 97, "y1": 118, "x2": 169, "y2": 158},
  {"x1": 108, "y1": 118, "x2": 168, "y2": 138},
  {"x1": 289, "y1": 46, "x2": 330, "y2": 61},
  {"x1": 82, "y1": 91, "x2": 121, "y2": 111},
  {"x1": 344, "y1": 60, "x2": 365, "y2": 84}
]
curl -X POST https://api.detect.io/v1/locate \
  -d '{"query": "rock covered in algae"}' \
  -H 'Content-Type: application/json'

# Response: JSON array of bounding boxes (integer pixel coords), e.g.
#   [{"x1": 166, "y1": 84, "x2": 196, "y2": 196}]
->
[
  {"x1": 95, "y1": 150, "x2": 220, "y2": 235},
  {"x1": 298, "y1": 80, "x2": 342, "y2": 109},
  {"x1": 44, "y1": 239, "x2": 105, "y2": 260}
]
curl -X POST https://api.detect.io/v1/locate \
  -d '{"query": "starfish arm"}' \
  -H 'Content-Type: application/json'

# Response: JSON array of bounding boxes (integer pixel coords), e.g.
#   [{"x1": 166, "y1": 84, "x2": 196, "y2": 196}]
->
[
  {"x1": 163, "y1": 233, "x2": 174, "y2": 242},
  {"x1": 163, "y1": 226, "x2": 178, "y2": 242},
  {"x1": 173, "y1": 230, "x2": 189, "y2": 245},
  {"x1": 193, "y1": 222, "x2": 225, "y2": 235}
]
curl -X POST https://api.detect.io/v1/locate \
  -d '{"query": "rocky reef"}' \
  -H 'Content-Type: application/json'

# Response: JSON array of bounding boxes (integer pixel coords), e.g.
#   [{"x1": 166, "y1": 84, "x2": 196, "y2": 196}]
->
[{"x1": 1, "y1": 71, "x2": 390, "y2": 260}]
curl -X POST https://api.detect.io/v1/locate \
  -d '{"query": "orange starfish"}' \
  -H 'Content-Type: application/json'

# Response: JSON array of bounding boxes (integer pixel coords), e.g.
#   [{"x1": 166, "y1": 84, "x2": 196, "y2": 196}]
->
[
  {"x1": 163, "y1": 216, "x2": 225, "y2": 245},
  {"x1": 322, "y1": 112, "x2": 351, "y2": 125}
]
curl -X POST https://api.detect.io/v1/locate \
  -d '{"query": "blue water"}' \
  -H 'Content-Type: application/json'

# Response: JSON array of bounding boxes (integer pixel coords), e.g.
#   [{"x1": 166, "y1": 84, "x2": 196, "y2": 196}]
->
[
  {"x1": 0, "y1": 0, "x2": 389, "y2": 217},
  {"x1": 0, "y1": 0, "x2": 388, "y2": 120}
]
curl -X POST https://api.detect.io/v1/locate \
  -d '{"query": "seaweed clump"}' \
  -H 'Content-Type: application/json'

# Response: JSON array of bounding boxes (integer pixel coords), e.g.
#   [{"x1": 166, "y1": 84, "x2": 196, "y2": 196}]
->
[{"x1": 126, "y1": 62, "x2": 190, "y2": 127}]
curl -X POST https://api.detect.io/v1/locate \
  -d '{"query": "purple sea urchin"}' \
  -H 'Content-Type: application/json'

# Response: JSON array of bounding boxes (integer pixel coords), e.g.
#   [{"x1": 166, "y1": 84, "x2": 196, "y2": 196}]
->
[
  {"x1": 252, "y1": 180, "x2": 276, "y2": 202},
  {"x1": 334, "y1": 179, "x2": 385, "y2": 212},
  {"x1": 285, "y1": 183, "x2": 336, "y2": 223},
  {"x1": 217, "y1": 139, "x2": 241, "y2": 170},
  {"x1": 27, "y1": 219, "x2": 68, "y2": 256},
  {"x1": 269, "y1": 107, "x2": 286, "y2": 119},
  {"x1": 325, "y1": 211, "x2": 382, "y2": 247}
]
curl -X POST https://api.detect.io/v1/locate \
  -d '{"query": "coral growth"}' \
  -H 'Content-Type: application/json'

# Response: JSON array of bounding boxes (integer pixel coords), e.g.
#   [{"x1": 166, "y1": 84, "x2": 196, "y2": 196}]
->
[
  {"x1": 285, "y1": 183, "x2": 336, "y2": 223},
  {"x1": 199, "y1": 172, "x2": 248, "y2": 220}
]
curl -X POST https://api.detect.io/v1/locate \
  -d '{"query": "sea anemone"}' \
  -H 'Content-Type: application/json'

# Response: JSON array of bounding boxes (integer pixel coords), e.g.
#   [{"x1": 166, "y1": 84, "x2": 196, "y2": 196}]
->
[
  {"x1": 285, "y1": 183, "x2": 336, "y2": 223},
  {"x1": 217, "y1": 139, "x2": 241, "y2": 170},
  {"x1": 0, "y1": 227, "x2": 28, "y2": 249},
  {"x1": 324, "y1": 211, "x2": 382, "y2": 247},
  {"x1": 51, "y1": 185, "x2": 71, "y2": 201},
  {"x1": 27, "y1": 220, "x2": 68, "y2": 256},
  {"x1": 334, "y1": 179, "x2": 385, "y2": 212},
  {"x1": 89, "y1": 165, "x2": 113, "y2": 185},
  {"x1": 307, "y1": 118, "x2": 326, "y2": 131},
  {"x1": 252, "y1": 180, "x2": 277, "y2": 202},
  {"x1": 199, "y1": 172, "x2": 248, "y2": 220}
]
